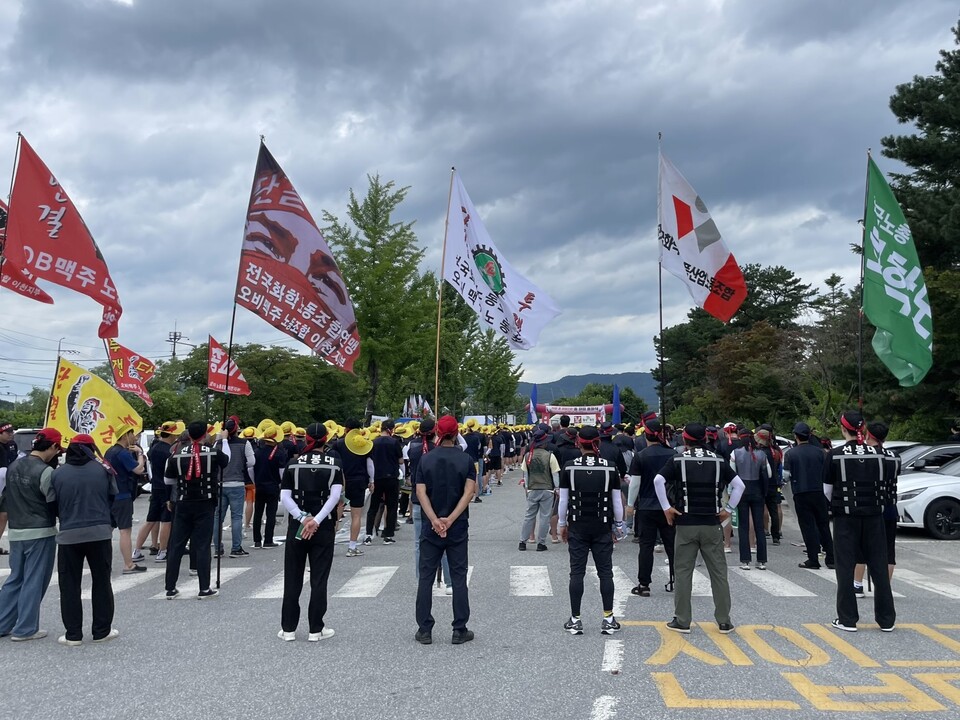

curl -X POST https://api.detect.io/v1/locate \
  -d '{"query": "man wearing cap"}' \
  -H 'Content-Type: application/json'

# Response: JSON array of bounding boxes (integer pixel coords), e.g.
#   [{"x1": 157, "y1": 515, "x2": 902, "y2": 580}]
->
[
  {"x1": 104, "y1": 424, "x2": 146, "y2": 575},
  {"x1": 217, "y1": 416, "x2": 255, "y2": 559},
  {"x1": 48, "y1": 434, "x2": 120, "y2": 645},
  {"x1": 134, "y1": 422, "x2": 179, "y2": 563},
  {"x1": 252, "y1": 425, "x2": 288, "y2": 549},
  {"x1": 164, "y1": 422, "x2": 231, "y2": 599},
  {"x1": 333, "y1": 419, "x2": 374, "y2": 555},
  {"x1": 367, "y1": 419, "x2": 403, "y2": 546},
  {"x1": 415, "y1": 415, "x2": 477, "y2": 645},
  {"x1": 277, "y1": 423, "x2": 343, "y2": 642},
  {"x1": 0, "y1": 421, "x2": 18, "y2": 555},
  {"x1": 784, "y1": 422, "x2": 834, "y2": 570},
  {"x1": 0, "y1": 428, "x2": 62, "y2": 641},
  {"x1": 823, "y1": 411, "x2": 895, "y2": 632},
  {"x1": 654, "y1": 423, "x2": 745, "y2": 634},
  {"x1": 518, "y1": 426, "x2": 560, "y2": 552},
  {"x1": 408, "y1": 419, "x2": 453, "y2": 593}
]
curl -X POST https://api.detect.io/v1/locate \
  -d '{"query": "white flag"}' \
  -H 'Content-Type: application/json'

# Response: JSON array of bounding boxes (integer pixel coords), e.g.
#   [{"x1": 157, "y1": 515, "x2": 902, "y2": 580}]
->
[
  {"x1": 443, "y1": 172, "x2": 560, "y2": 349},
  {"x1": 658, "y1": 151, "x2": 747, "y2": 323}
]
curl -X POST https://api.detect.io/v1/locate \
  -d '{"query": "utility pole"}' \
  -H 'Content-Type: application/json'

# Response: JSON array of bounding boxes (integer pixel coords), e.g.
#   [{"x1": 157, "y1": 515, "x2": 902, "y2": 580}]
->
[{"x1": 167, "y1": 321, "x2": 188, "y2": 359}]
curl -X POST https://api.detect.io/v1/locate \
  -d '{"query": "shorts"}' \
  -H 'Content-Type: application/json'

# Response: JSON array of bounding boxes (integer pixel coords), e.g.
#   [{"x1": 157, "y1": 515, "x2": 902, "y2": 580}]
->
[
  {"x1": 505, "y1": 449, "x2": 516, "y2": 458},
  {"x1": 146, "y1": 494, "x2": 172, "y2": 523},
  {"x1": 344, "y1": 479, "x2": 367, "y2": 508},
  {"x1": 487, "y1": 456, "x2": 502, "y2": 471},
  {"x1": 110, "y1": 498, "x2": 134, "y2": 530},
  {"x1": 245, "y1": 484, "x2": 255, "y2": 503},
  {"x1": 884, "y1": 516, "x2": 897, "y2": 565}
]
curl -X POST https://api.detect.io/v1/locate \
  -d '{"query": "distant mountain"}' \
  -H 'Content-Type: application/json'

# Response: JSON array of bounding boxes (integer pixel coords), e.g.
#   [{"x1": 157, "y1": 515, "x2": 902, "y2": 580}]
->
[{"x1": 518, "y1": 372, "x2": 659, "y2": 409}]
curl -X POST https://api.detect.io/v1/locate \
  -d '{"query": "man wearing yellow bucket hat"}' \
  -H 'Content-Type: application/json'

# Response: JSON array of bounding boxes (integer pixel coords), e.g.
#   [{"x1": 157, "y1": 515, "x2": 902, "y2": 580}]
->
[{"x1": 332, "y1": 419, "x2": 373, "y2": 556}]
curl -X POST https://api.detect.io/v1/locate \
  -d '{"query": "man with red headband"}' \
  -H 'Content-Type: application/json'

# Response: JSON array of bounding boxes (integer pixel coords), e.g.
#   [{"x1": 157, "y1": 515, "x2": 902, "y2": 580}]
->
[
  {"x1": 654, "y1": 423, "x2": 745, "y2": 635},
  {"x1": 277, "y1": 422, "x2": 343, "y2": 641},
  {"x1": 163, "y1": 422, "x2": 230, "y2": 599},
  {"x1": 824, "y1": 411, "x2": 896, "y2": 632},
  {"x1": 414, "y1": 415, "x2": 477, "y2": 646},
  {"x1": 558, "y1": 425, "x2": 626, "y2": 636}
]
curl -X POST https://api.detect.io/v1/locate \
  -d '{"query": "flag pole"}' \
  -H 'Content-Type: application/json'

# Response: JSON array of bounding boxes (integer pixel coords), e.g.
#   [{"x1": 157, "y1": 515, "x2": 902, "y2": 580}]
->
[
  {"x1": 0, "y1": 133, "x2": 22, "y2": 280},
  {"x1": 434, "y1": 166, "x2": 456, "y2": 412},
  {"x1": 857, "y1": 150, "x2": 871, "y2": 412},
  {"x1": 657, "y1": 132, "x2": 668, "y2": 428},
  {"x1": 44, "y1": 354, "x2": 62, "y2": 425}
]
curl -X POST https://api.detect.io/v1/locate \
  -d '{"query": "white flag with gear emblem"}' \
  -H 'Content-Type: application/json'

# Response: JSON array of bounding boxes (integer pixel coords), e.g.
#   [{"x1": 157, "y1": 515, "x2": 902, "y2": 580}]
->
[{"x1": 442, "y1": 171, "x2": 560, "y2": 349}]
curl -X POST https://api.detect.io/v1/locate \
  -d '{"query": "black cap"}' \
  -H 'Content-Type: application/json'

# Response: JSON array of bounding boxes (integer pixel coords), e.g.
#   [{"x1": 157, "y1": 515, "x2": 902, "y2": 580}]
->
[
  {"x1": 600, "y1": 421, "x2": 614, "y2": 436},
  {"x1": 682, "y1": 422, "x2": 706, "y2": 442},
  {"x1": 419, "y1": 418, "x2": 436, "y2": 435},
  {"x1": 792, "y1": 422, "x2": 811, "y2": 439},
  {"x1": 867, "y1": 421, "x2": 889, "y2": 442},
  {"x1": 305, "y1": 422, "x2": 328, "y2": 442},
  {"x1": 187, "y1": 421, "x2": 207, "y2": 441},
  {"x1": 577, "y1": 425, "x2": 600, "y2": 443}
]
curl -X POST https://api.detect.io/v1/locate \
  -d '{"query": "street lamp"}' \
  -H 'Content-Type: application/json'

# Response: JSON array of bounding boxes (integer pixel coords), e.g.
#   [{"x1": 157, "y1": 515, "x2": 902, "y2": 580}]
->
[{"x1": 460, "y1": 400, "x2": 467, "y2": 423}]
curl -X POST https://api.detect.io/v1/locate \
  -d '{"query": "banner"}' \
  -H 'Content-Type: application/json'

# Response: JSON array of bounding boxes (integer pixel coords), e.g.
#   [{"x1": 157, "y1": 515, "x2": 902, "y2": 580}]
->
[
  {"x1": 208, "y1": 335, "x2": 251, "y2": 395},
  {"x1": 443, "y1": 172, "x2": 560, "y2": 349},
  {"x1": 543, "y1": 404, "x2": 605, "y2": 426},
  {"x1": 4, "y1": 135, "x2": 122, "y2": 337},
  {"x1": 106, "y1": 339, "x2": 156, "y2": 407},
  {"x1": 235, "y1": 142, "x2": 359, "y2": 372},
  {"x1": 45, "y1": 356, "x2": 142, "y2": 453},
  {"x1": 658, "y1": 151, "x2": 747, "y2": 323},
  {"x1": 0, "y1": 198, "x2": 53, "y2": 304},
  {"x1": 863, "y1": 156, "x2": 933, "y2": 387}
]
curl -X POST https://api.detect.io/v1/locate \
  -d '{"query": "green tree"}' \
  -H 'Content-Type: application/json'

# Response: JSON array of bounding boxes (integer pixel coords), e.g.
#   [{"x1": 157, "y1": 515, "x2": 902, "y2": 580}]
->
[
  {"x1": 732, "y1": 264, "x2": 818, "y2": 330},
  {"x1": 465, "y1": 329, "x2": 522, "y2": 422}
]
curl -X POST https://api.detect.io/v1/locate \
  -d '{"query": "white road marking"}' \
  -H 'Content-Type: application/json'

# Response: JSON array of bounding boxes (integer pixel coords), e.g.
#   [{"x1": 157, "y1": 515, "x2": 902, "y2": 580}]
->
[
  {"x1": 83, "y1": 570, "x2": 156, "y2": 599},
  {"x1": 590, "y1": 695, "x2": 618, "y2": 720},
  {"x1": 334, "y1": 566, "x2": 398, "y2": 598},
  {"x1": 805, "y1": 568, "x2": 905, "y2": 598},
  {"x1": 249, "y1": 573, "x2": 286, "y2": 599},
  {"x1": 894, "y1": 569, "x2": 960, "y2": 599},
  {"x1": 48, "y1": 569, "x2": 90, "y2": 588},
  {"x1": 731, "y1": 567, "x2": 816, "y2": 597},
  {"x1": 434, "y1": 566, "x2": 474, "y2": 597},
  {"x1": 150, "y1": 567, "x2": 251, "y2": 599},
  {"x1": 600, "y1": 639, "x2": 624, "y2": 673},
  {"x1": 584, "y1": 565, "x2": 633, "y2": 615},
  {"x1": 510, "y1": 565, "x2": 553, "y2": 596}
]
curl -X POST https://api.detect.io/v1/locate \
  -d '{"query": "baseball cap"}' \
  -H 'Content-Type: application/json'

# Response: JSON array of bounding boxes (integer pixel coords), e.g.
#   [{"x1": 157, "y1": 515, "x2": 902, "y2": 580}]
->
[
  {"x1": 70, "y1": 434, "x2": 96, "y2": 446},
  {"x1": 436, "y1": 415, "x2": 458, "y2": 439},
  {"x1": 792, "y1": 422, "x2": 811, "y2": 439},
  {"x1": 35, "y1": 427, "x2": 63, "y2": 447}
]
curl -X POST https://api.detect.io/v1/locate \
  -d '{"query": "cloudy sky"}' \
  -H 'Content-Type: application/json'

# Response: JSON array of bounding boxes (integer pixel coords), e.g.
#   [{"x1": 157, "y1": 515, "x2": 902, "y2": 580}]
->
[{"x1": 0, "y1": 0, "x2": 956, "y2": 404}]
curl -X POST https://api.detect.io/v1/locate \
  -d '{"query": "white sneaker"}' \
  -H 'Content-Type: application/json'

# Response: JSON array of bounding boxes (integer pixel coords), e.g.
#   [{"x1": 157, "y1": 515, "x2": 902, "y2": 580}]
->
[
  {"x1": 58, "y1": 635, "x2": 82, "y2": 647},
  {"x1": 445, "y1": 586, "x2": 453, "y2": 596},
  {"x1": 278, "y1": 630, "x2": 296, "y2": 642},
  {"x1": 308, "y1": 628, "x2": 335, "y2": 642},
  {"x1": 131, "y1": 550, "x2": 145, "y2": 563},
  {"x1": 723, "y1": 547, "x2": 731, "y2": 554},
  {"x1": 155, "y1": 550, "x2": 167, "y2": 562},
  {"x1": 11, "y1": 630, "x2": 47, "y2": 642},
  {"x1": 756, "y1": 562, "x2": 766, "y2": 570},
  {"x1": 92, "y1": 628, "x2": 120, "y2": 643},
  {"x1": 740, "y1": 563, "x2": 751, "y2": 570},
  {"x1": 189, "y1": 569, "x2": 198, "y2": 576}
]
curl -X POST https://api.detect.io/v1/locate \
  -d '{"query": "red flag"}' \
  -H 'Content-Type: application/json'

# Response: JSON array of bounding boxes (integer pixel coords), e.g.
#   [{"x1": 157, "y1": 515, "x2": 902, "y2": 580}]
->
[
  {"x1": 0, "y1": 198, "x2": 53, "y2": 304},
  {"x1": 235, "y1": 142, "x2": 360, "y2": 372},
  {"x1": 207, "y1": 335, "x2": 251, "y2": 396},
  {"x1": 105, "y1": 338, "x2": 156, "y2": 407},
  {"x1": 4, "y1": 135, "x2": 122, "y2": 337}
]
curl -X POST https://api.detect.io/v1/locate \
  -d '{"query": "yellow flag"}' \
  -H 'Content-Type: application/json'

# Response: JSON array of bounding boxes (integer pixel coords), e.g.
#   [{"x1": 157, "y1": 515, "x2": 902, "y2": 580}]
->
[{"x1": 45, "y1": 356, "x2": 142, "y2": 453}]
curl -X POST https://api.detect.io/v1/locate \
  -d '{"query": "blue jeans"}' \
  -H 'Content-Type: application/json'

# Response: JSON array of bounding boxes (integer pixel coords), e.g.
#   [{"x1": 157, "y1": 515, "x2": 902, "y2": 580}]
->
[
  {"x1": 219, "y1": 486, "x2": 246, "y2": 551},
  {"x1": 0, "y1": 535, "x2": 57, "y2": 637},
  {"x1": 412, "y1": 505, "x2": 450, "y2": 586}
]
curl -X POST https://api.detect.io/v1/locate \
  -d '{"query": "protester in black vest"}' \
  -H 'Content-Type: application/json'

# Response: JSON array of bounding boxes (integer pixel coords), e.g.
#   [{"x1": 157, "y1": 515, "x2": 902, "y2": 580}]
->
[
  {"x1": 277, "y1": 423, "x2": 343, "y2": 642},
  {"x1": 784, "y1": 422, "x2": 835, "y2": 570},
  {"x1": 163, "y1": 422, "x2": 230, "y2": 599},
  {"x1": 654, "y1": 423, "x2": 744, "y2": 634},
  {"x1": 558, "y1": 425, "x2": 625, "y2": 636},
  {"x1": 857, "y1": 421, "x2": 900, "y2": 594},
  {"x1": 252, "y1": 426, "x2": 287, "y2": 548},
  {"x1": 0, "y1": 428, "x2": 62, "y2": 641},
  {"x1": 823, "y1": 411, "x2": 895, "y2": 633}
]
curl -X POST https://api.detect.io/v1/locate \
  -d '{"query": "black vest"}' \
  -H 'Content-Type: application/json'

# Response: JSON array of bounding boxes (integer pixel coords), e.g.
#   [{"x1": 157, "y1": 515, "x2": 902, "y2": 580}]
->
[
  {"x1": 565, "y1": 455, "x2": 617, "y2": 525},
  {"x1": 287, "y1": 450, "x2": 341, "y2": 518},
  {"x1": 878, "y1": 446, "x2": 900, "y2": 508},
  {"x1": 828, "y1": 443, "x2": 884, "y2": 516},
  {"x1": 4, "y1": 455, "x2": 56, "y2": 530},
  {"x1": 667, "y1": 448, "x2": 725, "y2": 516},
  {"x1": 170, "y1": 445, "x2": 219, "y2": 502}
]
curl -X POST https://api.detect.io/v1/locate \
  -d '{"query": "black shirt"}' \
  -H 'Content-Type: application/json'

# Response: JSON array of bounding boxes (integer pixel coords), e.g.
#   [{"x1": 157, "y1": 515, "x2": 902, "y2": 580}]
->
[
  {"x1": 415, "y1": 445, "x2": 476, "y2": 540},
  {"x1": 371, "y1": 435, "x2": 403, "y2": 479},
  {"x1": 784, "y1": 443, "x2": 826, "y2": 495},
  {"x1": 629, "y1": 444, "x2": 678, "y2": 511}
]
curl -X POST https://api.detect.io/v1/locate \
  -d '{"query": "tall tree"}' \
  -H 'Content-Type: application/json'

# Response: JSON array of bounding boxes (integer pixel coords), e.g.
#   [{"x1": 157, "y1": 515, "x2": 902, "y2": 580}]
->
[{"x1": 465, "y1": 329, "x2": 522, "y2": 422}]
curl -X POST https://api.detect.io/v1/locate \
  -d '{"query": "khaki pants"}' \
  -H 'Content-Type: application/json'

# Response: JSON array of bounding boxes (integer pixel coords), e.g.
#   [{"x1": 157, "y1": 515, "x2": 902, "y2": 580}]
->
[{"x1": 673, "y1": 523, "x2": 731, "y2": 627}]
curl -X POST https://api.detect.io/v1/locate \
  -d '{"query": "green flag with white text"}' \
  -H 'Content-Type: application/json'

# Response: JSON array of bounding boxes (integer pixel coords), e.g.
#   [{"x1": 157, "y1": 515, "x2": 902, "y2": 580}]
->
[{"x1": 862, "y1": 157, "x2": 933, "y2": 387}]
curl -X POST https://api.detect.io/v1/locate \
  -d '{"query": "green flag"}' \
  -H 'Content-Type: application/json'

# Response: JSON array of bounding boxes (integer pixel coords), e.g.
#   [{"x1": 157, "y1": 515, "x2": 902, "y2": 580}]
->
[{"x1": 862, "y1": 156, "x2": 933, "y2": 387}]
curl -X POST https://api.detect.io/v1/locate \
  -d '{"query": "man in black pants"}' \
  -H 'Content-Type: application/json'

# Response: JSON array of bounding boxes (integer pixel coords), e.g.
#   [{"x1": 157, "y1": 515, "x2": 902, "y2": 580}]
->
[
  {"x1": 784, "y1": 422, "x2": 834, "y2": 570},
  {"x1": 164, "y1": 422, "x2": 230, "y2": 599},
  {"x1": 277, "y1": 423, "x2": 343, "y2": 642},
  {"x1": 252, "y1": 425, "x2": 287, "y2": 548},
  {"x1": 366, "y1": 419, "x2": 403, "y2": 545},
  {"x1": 823, "y1": 411, "x2": 895, "y2": 633},
  {"x1": 558, "y1": 425, "x2": 625, "y2": 636},
  {"x1": 415, "y1": 415, "x2": 477, "y2": 645},
  {"x1": 626, "y1": 419, "x2": 677, "y2": 596}
]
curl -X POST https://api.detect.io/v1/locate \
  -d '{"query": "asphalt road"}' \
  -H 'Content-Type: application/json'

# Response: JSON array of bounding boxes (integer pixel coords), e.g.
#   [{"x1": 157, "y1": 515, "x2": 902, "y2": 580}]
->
[{"x1": 2, "y1": 470, "x2": 959, "y2": 720}]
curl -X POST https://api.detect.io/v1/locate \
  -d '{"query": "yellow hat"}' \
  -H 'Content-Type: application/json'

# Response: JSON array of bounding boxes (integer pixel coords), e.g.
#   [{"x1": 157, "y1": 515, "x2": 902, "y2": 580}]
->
[
  {"x1": 241, "y1": 426, "x2": 256, "y2": 439},
  {"x1": 323, "y1": 419, "x2": 339, "y2": 432},
  {"x1": 115, "y1": 422, "x2": 136, "y2": 440},
  {"x1": 262, "y1": 425, "x2": 281, "y2": 442},
  {"x1": 257, "y1": 418, "x2": 275, "y2": 432},
  {"x1": 280, "y1": 421, "x2": 296, "y2": 436},
  {"x1": 294, "y1": 427, "x2": 306, "y2": 438},
  {"x1": 394, "y1": 425, "x2": 413, "y2": 438},
  {"x1": 465, "y1": 418, "x2": 478, "y2": 429},
  {"x1": 345, "y1": 428, "x2": 373, "y2": 456},
  {"x1": 159, "y1": 421, "x2": 180, "y2": 435}
]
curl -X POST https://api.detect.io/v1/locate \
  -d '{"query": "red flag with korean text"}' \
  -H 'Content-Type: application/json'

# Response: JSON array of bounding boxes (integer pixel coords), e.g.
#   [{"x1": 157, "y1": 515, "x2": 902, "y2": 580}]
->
[
  {"x1": 0, "y1": 198, "x2": 54, "y2": 304},
  {"x1": 105, "y1": 338, "x2": 156, "y2": 407},
  {"x1": 208, "y1": 335, "x2": 251, "y2": 395},
  {"x1": 3, "y1": 135, "x2": 122, "y2": 337},
  {"x1": 235, "y1": 142, "x2": 359, "y2": 372}
]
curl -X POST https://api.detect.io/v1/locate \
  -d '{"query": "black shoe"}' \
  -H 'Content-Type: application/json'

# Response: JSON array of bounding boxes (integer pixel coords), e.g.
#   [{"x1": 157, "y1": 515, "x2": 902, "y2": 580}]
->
[
  {"x1": 383, "y1": 537, "x2": 396, "y2": 545},
  {"x1": 148, "y1": 546, "x2": 160, "y2": 556},
  {"x1": 536, "y1": 543, "x2": 548, "y2": 552},
  {"x1": 254, "y1": 541, "x2": 262, "y2": 549},
  {"x1": 518, "y1": 542, "x2": 526, "y2": 551},
  {"x1": 563, "y1": 618, "x2": 583, "y2": 635},
  {"x1": 451, "y1": 629, "x2": 474, "y2": 645},
  {"x1": 405, "y1": 517, "x2": 414, "y2": 524},
  {"x1": 165, "y1": 588, "x2": 179, "y2": 599},
  {"x1": 229, "y1": 547, "x2": 249, "y2": 558},
  {"x1": 853, "y1": 585, "x2": 865, "y2": 599},
  {"x1": 798, "y1": 560, "x2": 821, "y2": 569},
  {"x1": 601, "y1": 617, "x2": 621, "y2": 635},
  {"x1": 213, "y1": 549, "x2": 224, "y2": 558},
  {"x1": 262, "y1": 542, "x2": 280, "y2": 548},
  {"x1": 197, "y1": 589, "x2": 219, "y2": 599},
  {"x1": 772, "y1": 538, "x2": 781, "y2": 546},
  {"x1": 831, "y1": 618, "x2": 857, "y2": 632},
  {"x1": 631, "y1": 585, "x2": 651, "y2": 597},
  {"x1": 473, "y1": 497, "x2": 483, "y2": 503},
  {"x1": 825, "y1": 562, "x2": 836, "y2": 569},
  {"x1": 415, "y1": 630, "x2": 432, "y2": 645},
  {"x1": 718, "y1": 623, "x2": 734, "y2": 634},
  {"x1": 666, "y1": 618, "x2": 691, "y2": 634}
]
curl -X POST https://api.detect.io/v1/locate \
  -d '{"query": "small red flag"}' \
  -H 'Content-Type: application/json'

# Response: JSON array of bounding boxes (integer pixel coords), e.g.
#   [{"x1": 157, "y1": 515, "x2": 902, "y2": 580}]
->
[
  {"x1": 4, "y1": 135, "x2": 122, "y2": 337},
  {"x1": 207, "y1": 335, "x2": 251, "y2": 396},
  {"x1": 105, "y1": 339, "x2": 156, "y2": 407},
  {"x1": 0, "y1": 198, "x2": 53, "y2": 304}
]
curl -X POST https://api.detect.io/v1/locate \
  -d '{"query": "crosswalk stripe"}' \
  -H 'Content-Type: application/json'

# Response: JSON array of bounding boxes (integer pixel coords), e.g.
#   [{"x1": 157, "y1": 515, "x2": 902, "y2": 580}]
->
[
  {"x1": 249, "y1": 573, "x2": 286, "y2": 599},
  {"x1": 0, "y1": 569, "x2": 9, "y2": 581},
  {"x1": 600, "y1": 638, "x2": 624, "y2": 673},
  {"x1": 510, "y1": 565, "x2": 553, "y2": 596},
  {"x1": 334, "y1": 566, "x2": 398, "y2": 598},
  {"x1": 49, "y1": 569, "x2": 90, "y2": 588},
  {"x1": 83, "y1": 570, "x2": 156, "y2": 599},
  {"x1": 150, "y1": 567, "x2": 251, "y2": 599},
  {"x1": 731, "y1": 567, "x2": 816, "y2": 597},
  {"x1": 433, "y1": 566, "x2": 474, "y2": 597},
  {"x1": 804, "y1": 568, "x2": 905, "y2": 598},
  {"x1": 894, "y1": 569, "x2": 960, "y2": 599},
  {"x1": 584, "y1": 565, "x2": 633, "y2": 615}
]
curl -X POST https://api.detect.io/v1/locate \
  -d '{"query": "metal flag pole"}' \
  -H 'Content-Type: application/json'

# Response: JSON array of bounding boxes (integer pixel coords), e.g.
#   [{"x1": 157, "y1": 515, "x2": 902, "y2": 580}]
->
[
  {"x1": 857, "y1": 149, "x2": 871, "y2": 413},
  {"x1": 0, "y1": 133, "x2": 22, "y2": 281},
  {"x1": 434, "y1": 167, "x2": 456, "y2": 412},
  {"x1": 657, "y1": 132, "x2": 668, "y2": 429}
]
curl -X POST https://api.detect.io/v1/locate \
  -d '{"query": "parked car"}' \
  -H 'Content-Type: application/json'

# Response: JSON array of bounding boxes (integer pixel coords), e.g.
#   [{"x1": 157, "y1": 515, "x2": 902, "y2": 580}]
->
[
  {"x1": 897, "y1": 458, "x2": 960, "y2": 540},
  {"x1": 899, "y1": 443, "x2": 960, "y2": 473}
]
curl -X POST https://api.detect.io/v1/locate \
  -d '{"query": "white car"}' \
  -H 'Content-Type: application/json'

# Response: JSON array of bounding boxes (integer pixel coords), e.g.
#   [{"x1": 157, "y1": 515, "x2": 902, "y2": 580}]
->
[{"x1": 896, "y1": 459, "x2": 960, "y2": 540}]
